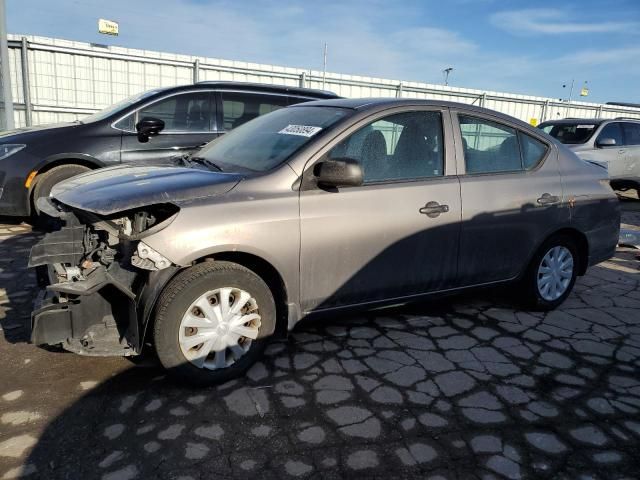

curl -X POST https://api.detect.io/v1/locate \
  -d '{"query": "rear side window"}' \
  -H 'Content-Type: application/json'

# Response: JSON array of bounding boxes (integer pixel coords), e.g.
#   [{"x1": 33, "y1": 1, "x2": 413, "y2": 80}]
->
[
  {"x1": 459, "y1": 115, "x2": 548, "y2": 173},
  {"x1": 622, "y1": 122, "x2": 640, "y2": 145},
  {"x1": 459, "y1": 115, "x2": 521, "y2": 173},
  {"x1": 519, "y1": 132, "x2": 548, "y2": 169},
  {"x1": 597, "y1": 122, "x2": 624, "y2": 146},
  {"x1": 221, "y1": 93, "x2": 288, "y2": 131}
]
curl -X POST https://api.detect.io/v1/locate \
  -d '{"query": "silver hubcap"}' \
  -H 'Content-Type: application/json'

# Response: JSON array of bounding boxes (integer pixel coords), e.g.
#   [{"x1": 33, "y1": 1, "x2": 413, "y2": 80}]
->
[
  {"x1": 179, "y1": 287, "x2": 261, "y2": 370},
  {"x1": 537, "y1": 246, "x2": 574, "y2": 301}
]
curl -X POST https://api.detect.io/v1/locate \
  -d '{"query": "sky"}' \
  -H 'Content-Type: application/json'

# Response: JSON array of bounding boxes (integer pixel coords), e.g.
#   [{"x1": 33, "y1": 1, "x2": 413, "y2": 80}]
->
[{"x1": 6, "y1": 0, "x2": 640, "y2": 103}]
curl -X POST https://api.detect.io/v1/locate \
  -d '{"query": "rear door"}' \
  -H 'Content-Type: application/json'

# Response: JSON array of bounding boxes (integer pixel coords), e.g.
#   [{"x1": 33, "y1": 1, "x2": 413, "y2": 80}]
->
[
  {"x1": 452, "y1": 111, "x2": 567, "y2": 286},
  {"x1": 119, "y1": 90, "x2": 218, "y2": 164},
  {"x1": 299, "y1": 107, "x2": 461, "y2": 312},
  {"x1": 595, "y1": 122, "x2": 626, "y2": 180}
]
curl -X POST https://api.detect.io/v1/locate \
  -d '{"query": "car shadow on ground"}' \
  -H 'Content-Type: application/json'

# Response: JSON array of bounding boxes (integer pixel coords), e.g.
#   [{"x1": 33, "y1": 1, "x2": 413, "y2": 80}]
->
[
  {"x1": 11, "y1": 258, "x2": 640, "y2": 480},
  {"x1": 0, "y1": 220, "x2": 40, "y2": 345},
  {"x1": 1, "y1": 203, "x2": 639, "y2": 479}
]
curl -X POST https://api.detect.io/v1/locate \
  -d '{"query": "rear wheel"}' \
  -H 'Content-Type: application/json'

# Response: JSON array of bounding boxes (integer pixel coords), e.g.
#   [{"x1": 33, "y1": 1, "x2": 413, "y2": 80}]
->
[
  {"x1": 154, "y1": 261, "x2": 275, "y2": 386},
  {"x1": 519, "y1": 235, "x2": 579, "y2": 311}
]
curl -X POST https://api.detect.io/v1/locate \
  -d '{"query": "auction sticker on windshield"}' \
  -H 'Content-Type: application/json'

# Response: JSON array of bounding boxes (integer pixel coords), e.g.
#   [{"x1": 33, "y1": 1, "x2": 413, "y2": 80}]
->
[{"x1": 278, "y1": 125, "x2": 323, "y2": 137}]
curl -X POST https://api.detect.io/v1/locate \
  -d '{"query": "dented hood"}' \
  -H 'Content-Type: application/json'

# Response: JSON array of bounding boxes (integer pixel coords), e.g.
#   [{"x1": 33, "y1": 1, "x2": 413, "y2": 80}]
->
[{"x1": 50, "y1": 164, "x2": 243, "y2": 215}]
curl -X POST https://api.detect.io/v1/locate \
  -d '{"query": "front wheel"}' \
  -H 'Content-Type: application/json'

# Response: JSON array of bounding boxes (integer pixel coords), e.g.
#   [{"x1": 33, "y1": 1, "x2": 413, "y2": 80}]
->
[
  {"x1": 31, "y1": 164, "x2": 91, "y2": 229},
  {"x1": 519, "y1": 235, "x2": 579, "y2": 311},
  {"x1": 154, "y1": 261, "x2": 275, "y2": 386}
]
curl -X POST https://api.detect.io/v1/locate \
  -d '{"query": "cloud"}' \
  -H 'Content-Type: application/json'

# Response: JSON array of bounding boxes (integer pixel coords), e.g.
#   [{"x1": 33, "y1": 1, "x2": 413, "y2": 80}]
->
[
  {"x1": 559, "y1": 46, "x2": 640, "y2": 66},
  {"x1": 490, "y1": 8, "x2": 640, "y2": 35},
  {"x1": 6, "y1": 0, "x2": 640, "y2": 102}
]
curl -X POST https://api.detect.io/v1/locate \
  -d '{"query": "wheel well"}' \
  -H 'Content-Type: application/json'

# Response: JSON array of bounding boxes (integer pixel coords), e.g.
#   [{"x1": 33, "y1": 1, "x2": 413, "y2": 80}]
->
[
  {"x1": 548, "y1": 228, "x2": 589, "y2": 276},
  {"x1": 28, "y1": 159, "x2": 98, "y2": 213},
  {"x1": 198, "y1": 252, "x2": 290, "y2": 337}
]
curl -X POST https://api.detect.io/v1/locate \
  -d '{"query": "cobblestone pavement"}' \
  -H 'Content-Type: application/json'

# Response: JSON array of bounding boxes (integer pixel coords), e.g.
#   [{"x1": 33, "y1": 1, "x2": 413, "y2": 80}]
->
[{"x1": 0, "y1": 204, "x2": 639, "y2": 480}]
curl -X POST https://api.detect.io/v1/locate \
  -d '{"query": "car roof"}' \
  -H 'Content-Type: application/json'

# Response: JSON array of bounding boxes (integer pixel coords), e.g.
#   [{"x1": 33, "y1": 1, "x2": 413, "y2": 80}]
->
[
  {"x1": 157, "y1": 81, "x2": 340, "y2": 99},
  {"x1": 292, "y1": 97, "x2": 538, "y2": 130},
  {"x1": 540, "y1": 117, "x2": 640, "y2": 125},
  {"x1": 539, "y1": 118, "x2": 605, "y2": 125}
]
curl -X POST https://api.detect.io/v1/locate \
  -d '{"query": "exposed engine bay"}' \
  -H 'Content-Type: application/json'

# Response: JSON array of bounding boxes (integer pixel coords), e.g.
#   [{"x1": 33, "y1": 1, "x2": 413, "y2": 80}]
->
[{"x1": 29, "y1": 198, "x2": 180, "y2": 356}]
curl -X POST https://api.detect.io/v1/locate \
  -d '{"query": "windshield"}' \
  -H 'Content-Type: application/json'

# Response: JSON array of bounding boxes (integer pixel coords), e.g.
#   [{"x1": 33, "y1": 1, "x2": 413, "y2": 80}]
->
[
  {"x1": 197, "y1": 106, "x2": 351, "y2": 172},
  {"x1": 81, "y1": 89, "x2": 162, "y2": 123},
  {"x1": 539, "y1": 122, "x2": 598, "y2": 144}
]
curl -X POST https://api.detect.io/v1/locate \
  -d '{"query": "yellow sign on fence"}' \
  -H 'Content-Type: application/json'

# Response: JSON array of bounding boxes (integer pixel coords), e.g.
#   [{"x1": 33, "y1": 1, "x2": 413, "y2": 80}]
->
[
  {"x1": 98, "y1": 19, "x2": 119, "y2": 36},
  {"x1": 529, "y1": 118, "x2": 539, "y2": 127}
]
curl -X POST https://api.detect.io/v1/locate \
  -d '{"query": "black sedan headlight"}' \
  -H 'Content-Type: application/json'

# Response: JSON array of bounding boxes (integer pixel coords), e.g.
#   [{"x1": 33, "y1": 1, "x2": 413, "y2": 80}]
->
[{"x1": 0, "y1": 144, "x2": 26, "y2": 161}]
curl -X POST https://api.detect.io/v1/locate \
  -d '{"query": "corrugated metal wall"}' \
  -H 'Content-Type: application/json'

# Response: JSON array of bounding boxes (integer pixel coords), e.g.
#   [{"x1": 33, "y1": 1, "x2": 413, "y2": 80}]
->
[{"x1": 6, "y1": 33, "x2": 640, "y2": 128}]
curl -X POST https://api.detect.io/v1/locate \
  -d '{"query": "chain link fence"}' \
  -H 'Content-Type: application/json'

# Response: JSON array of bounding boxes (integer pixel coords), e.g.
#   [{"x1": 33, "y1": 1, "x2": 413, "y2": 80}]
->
[{"x1": 4, "y1": 34, "x2": 640, "y2": 129}]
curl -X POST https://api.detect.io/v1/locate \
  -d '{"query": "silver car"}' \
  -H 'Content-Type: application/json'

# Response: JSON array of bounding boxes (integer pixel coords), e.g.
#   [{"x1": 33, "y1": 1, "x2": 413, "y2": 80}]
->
[
  {"x1": 539, "y1": 117, "x2": 640, "y2": 196},
  {"x1": 30, "y1": 98, "x2": 620, "y2": 385}
]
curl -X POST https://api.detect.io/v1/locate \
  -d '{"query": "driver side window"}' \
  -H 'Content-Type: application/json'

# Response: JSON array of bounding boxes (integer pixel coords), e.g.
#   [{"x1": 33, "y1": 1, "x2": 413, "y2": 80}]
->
[
  {"x1": 137, "y1": 92, "x2": 213, "y2": 132},
  {"x1": 597, "y1": 122, "x2": 623, "y2": 146},
  {"x1": 327, "y1": 110, "x2": 444, "y2": 183}
]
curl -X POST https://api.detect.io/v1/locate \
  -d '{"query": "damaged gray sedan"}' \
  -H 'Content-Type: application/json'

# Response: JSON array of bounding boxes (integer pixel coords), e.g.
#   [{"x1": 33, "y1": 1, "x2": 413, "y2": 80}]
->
[{"x1": 30, "y1": 98, "x2": 620, "y2": 385}]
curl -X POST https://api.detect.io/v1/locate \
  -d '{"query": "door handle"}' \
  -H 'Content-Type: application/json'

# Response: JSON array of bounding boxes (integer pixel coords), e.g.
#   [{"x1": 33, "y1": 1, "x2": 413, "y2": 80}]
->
[
  {"x1": 419, "y1": 201, "x2": 449, "y2": 218},
  {"x1": 537, "y1": 193, "x2": 560, "y2": 205}
]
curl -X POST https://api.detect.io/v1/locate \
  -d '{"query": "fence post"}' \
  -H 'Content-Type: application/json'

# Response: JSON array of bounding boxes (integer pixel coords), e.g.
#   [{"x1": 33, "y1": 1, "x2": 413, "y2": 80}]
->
[
  {"x1": 21, "y1": 37, "x2": 32, "y2": 127},
  {"x1": 479, "y1": 93, "x2": 486, "y2": 107},
  {"x1": 299, "y1": 71, "x2": 306, "y2": 88},
  {"x1": 0, "y1": 0, "x2": 14, "y2": 130},
  {"x1": 596, "y1": 105, "x2": 603, "y2": 118},
  {"x1": 193, "y1": 59, "x2": 199, "y2": 84},
  {"x1": 397, "y1": 81, "x2": 403, "y2": 98},
  {"x1": 541, "y1": 100, "x2": 549, "y2": 122}
]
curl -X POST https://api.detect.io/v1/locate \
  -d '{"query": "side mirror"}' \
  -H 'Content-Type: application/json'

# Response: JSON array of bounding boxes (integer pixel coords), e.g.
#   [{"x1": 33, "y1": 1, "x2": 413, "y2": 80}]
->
[
  {"x1": 314, "y1": 158, "x2": 363, "y2": 188},
  {"x1": 136, "y1": 117, "x2": 165, "y2": 143},
  {"x1": 596, "y1": 137, "x2": 616, "y2": 148}
]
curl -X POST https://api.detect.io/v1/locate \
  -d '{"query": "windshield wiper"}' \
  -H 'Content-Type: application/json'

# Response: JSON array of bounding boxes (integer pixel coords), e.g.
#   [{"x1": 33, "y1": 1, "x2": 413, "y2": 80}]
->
[
  {"x1": 175, "y1": 153, "x2": 223, "y2": 172},
  {"x1": 190, "y1": 156, "x2": 224, "y2": 172}
]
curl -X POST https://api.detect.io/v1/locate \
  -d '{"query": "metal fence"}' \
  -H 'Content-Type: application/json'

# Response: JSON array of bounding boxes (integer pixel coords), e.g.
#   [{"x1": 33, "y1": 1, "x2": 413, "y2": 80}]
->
[{"x1": 5, "y1": 33, "x2": 640, "y2": 129}]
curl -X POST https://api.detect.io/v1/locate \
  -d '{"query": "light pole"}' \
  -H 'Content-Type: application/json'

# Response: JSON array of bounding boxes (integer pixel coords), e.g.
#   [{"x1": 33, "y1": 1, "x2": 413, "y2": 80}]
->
[
  {"x1": 322, "y1": 42, "x2": 327, "y2": 90},
  {"x1": 562, "y1": 79, "x2": 575, "y2": 103},
  {"x1": 443, "y1": 67, "x2": 453, "y2": 86}
]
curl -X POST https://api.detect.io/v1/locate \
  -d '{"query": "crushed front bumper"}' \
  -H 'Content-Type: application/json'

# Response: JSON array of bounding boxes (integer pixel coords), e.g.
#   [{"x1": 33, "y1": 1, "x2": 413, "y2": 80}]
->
[
  {"x1": 29, "y1": 212, "x2": 141, "y2": 356},
  {"x1": 30, "y1": 266, "x2": 140, "y2": 356}
]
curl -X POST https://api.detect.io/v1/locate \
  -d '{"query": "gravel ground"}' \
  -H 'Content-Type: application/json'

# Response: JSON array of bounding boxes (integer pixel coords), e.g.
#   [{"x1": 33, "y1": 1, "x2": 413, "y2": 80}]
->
[{"x1": 0, "y1": 202, "x2": 638, "y2": 480}]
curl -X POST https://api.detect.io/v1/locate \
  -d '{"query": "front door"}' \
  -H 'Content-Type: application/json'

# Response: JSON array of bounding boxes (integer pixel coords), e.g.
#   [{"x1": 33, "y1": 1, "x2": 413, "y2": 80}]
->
[
  {"x1": 595, "y1": 122, "x2": 627, "y2": 180},
  {"x1": 622, "y1": 122, "x2": 640, "y2": 181},
  {"x1": 299, "y1": 108, "x2": 461, "y2": 312},
  {"x1": 120, "y1": 91, "x2": 219, "y2": 164},
  {"x1": 453, "y1": 112, "x2": 568, "y2": 286}
]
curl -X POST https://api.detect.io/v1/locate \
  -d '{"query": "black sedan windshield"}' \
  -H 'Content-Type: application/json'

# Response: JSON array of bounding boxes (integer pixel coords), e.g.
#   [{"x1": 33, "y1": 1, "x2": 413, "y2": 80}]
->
[
  {"x1": 198, "y1": 106, "x2": 351, "y2": 172},
  {"x1": 82, "y1": 89, "x2": 162, "y2": 123}
]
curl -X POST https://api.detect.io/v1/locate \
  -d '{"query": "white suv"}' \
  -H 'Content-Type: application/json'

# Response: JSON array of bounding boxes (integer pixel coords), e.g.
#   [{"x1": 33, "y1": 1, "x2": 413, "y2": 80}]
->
[{"x1": 539, "y1": 118, "x2": 640, "y2": 197}]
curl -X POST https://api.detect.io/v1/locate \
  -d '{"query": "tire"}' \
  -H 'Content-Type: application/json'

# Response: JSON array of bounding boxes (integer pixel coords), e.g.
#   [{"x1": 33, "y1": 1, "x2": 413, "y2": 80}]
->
[
  {"x1": 31, "y1": 164, "x2": 91, "y2": 226},
  {"x1": 154, "y1": 261, "x2": 275, "y2": 386},
  {"x1": 518, "y1": 235, "x2": 579, "y2": 311}
]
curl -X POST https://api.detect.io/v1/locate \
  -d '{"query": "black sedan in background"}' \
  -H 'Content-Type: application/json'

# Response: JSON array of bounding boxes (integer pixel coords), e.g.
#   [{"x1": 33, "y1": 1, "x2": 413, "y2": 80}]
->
[{"x1": 0, "y1": 82, "x2": 338, "y2": 219}]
